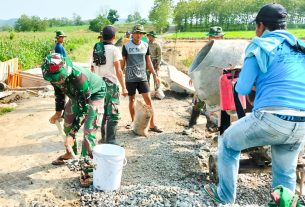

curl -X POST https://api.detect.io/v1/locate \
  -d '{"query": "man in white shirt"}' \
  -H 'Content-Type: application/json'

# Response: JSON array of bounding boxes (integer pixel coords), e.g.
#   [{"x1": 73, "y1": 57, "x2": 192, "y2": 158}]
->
[{"x1": 91, "y1": 25, "x2": 128, "y2": 145}]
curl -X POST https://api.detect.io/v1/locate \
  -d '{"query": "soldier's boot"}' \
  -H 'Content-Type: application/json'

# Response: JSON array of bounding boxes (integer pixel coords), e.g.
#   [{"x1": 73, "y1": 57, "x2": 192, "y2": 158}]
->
[
  {"x1": 106, "y1": 121, "x2": 119, "y2": 145},
  {"x1": 182, "y1": 109, "x2": 201, "y2": 135}
]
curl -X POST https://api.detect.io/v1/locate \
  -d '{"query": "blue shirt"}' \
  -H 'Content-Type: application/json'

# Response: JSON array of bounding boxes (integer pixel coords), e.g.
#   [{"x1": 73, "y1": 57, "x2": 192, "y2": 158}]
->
[
  {"x1": 236, "y1": 39, "x2": 305, "y2": 111},
  {"x1": 55, "y1": 43, "x2": 67, "y2": 57}
]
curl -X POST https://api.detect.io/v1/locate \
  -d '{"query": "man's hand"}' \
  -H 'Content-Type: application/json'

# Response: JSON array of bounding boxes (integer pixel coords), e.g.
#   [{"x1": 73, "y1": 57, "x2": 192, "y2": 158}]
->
[
  {"x1": 91, "y1": 65, "x2": 95, "y2": 72},
  {"x1": 189, "y1": 79, "x2": 193, "y2": 87},
  {"x1": 153, "y1": 75, "x2": 161, "y2": 85},
  {"x1": 64, "y1": 136, "x2": 75, "y2": 148},
  {"x1": 49, "y1": 111, "x2": 62, "y2": 124},
  {"x1": 121, "y1": 88, "x2": 128, "y2": 97}
]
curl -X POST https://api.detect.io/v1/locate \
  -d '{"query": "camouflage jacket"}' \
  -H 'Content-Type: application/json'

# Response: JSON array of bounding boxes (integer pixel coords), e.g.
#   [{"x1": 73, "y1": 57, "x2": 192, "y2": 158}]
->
[
  {"x1": 148, "y1": 41, "x2": 162, "y2": 66},
  {"x1": 53, "y1": 66, "x2": 106, "y2": 132}
]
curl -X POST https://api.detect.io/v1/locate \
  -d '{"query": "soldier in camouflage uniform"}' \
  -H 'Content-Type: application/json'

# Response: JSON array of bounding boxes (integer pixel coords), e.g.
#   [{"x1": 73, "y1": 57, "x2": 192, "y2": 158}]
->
[
  {"x1": 146, "y1": 31, "x2": 162, "y2": 90},
  {"x1": 182, "y1": 27, "x2": 224, "y2": 135},
  {"x1": 42, "y1": 53, "x2": 106, "y2": 164},
  {"x1": 91, "y1": 25, "x2": 128, "y2": 145}
]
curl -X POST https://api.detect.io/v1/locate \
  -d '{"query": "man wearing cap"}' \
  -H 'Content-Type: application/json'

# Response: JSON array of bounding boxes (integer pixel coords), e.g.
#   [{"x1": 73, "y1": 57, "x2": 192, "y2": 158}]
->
[
  {"x1": 91, "y1": 25, "x2": 128, "y2": 145},
  {"x1": 207, "y1": 26, "x2": 224, "y2": 40},
  {"x1": 204, "y1": 3, "x2": 305, "y2": 204},
  {"x1": 54, "y1": 31, "x2": 67, "y2": 57},
  {"x1": 43, "y1": 54, "x2": 106, "y2": 174},
  {"x1": 182, "y1": 26, "x2": 224, "y2": 135},
  {"x1": 122, "y1": 31, "x2": 131, "y2": 46},
  {"x1": 146, "y1": 31, "x2": 162, "y2": 90},
  {"x1": 121, "y1": 24, "x2": 163, "y2": 133}
]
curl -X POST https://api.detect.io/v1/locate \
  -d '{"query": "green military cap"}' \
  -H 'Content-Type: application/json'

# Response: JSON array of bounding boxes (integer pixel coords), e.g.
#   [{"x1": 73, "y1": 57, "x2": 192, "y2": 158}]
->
[
  {"x1": 147, "y1": 31, "x2": 157, "y2": 38},
  {"x1": 41, "y1": 53, "x2": 72, "y2": 82},
  {"x1": 55, "y1": 30, "x2": 67, "y2": 38},
  {"x1": 207, "y1": 26, "x2": 224, "y2": 37}
]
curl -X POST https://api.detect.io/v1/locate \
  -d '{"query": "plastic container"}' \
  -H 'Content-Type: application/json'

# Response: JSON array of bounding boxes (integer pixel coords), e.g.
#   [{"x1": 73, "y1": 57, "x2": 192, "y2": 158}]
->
[
  {"x1": 92, "y1": 144, "x2": 126, "y2": 191},
  {"x1": 219, "y1": 73, "x2": 246, "y2": 111}
]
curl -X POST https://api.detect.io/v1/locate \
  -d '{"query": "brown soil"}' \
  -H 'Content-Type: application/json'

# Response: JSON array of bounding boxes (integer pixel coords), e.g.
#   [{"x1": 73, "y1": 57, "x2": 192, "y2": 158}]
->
[
  {"x1": 0, "y1": 40, "x2": 211, "y2": 206},
  {"x1": 162, "y1": 39, "x2": 209, "y2": 73}
]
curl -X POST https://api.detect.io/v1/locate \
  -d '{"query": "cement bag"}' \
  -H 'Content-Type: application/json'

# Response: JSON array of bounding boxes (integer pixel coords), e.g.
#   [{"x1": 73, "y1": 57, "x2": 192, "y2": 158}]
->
[{"x1": 133, "y1": 100, "x2": 153, "y2": 136}]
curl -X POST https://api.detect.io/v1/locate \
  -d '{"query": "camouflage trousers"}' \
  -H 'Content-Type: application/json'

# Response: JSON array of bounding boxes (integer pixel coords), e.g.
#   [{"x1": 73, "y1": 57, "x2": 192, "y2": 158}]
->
[
  {"x1": 63, "y1": 98, "x2": 104, "y2": 157},
  {"x1": 193, "y1": 94, "x2": 206, "y2": 112},
  {"x1": 101, "y1": 79, "x2": 120, "y2": 140}
]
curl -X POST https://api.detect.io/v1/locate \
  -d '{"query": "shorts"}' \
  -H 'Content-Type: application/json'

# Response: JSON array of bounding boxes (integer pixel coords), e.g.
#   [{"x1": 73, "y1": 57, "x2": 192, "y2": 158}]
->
[{"x1": 126, "y1": 81, "x2": 150, "y2": 96}]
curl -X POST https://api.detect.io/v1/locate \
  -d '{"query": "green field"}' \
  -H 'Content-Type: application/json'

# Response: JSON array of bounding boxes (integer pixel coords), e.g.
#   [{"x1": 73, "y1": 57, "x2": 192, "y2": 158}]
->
[
  {"x1": 164, "y1": 28, "x2": 305, "y2": 39},
  {"x1": 1, "y1": 25, "x2": 305, "y2": 70}
]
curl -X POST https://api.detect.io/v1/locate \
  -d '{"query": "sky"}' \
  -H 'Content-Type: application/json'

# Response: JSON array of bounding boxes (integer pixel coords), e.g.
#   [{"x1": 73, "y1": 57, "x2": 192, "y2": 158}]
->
[{"x1": 0, "y1": 0, "x2": 159, "y2": 20}]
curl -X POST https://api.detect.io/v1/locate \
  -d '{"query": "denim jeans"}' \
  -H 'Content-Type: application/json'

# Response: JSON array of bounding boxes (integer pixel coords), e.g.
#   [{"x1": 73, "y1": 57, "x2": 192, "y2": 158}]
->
[{"x1": 217, "y1": 111, "x2": 305, "y2": 204}]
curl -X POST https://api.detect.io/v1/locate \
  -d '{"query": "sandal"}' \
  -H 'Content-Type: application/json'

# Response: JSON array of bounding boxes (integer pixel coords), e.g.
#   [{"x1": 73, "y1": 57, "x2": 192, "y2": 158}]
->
[
  {"x1": 80, "y1": 172, "x2": 92, "y2": 188},
  {"x1": 51, "y1": 154, "x2": 72, "y2": 165},
  {"x1": 203, "y1": 183, "x2": 225, "y2": 204},
  {"x1": 149, "y1": 126, "x2": 163, "y2": 133},
  {"x1": 125, "y1": 122, "x2": 134, "y2": 129}
]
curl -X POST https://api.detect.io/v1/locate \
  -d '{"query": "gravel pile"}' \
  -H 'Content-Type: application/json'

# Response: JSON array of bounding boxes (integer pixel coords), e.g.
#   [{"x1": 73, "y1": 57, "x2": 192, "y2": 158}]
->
[
  {"x1": 78, "y1": 173, "x2": 272, "y2": 207},
  {"x1": 80, "y1": 183, "x2": 213, "y2": 207},
  {"x1": 62, "y1": 93, "x2": 276, "y2": 206}
]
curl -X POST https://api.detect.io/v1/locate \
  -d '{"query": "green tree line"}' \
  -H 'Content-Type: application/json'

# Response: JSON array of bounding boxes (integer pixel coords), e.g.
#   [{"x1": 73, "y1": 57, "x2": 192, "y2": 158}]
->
[{"x1": 173, "y1": 0, "x2": 305, "y2": 32}]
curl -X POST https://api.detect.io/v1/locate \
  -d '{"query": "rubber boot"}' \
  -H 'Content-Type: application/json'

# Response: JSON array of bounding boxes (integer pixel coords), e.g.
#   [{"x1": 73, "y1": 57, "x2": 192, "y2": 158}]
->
[
  {"x1": 106, "y1": 121, "x2": 119, "y2": 145},
  {"x1": 101, "y1": 123, "x2": 106, "y2": 144},
  {"x1": 182, "y1": 108, "x2": 200, "y2": 135}
]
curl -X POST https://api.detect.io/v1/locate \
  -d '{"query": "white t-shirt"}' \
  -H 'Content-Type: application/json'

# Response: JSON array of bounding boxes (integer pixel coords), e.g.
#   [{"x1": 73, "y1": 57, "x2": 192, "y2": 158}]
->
[{"x1": 92, "y1": 44, "x2": 122, "y2": 84}]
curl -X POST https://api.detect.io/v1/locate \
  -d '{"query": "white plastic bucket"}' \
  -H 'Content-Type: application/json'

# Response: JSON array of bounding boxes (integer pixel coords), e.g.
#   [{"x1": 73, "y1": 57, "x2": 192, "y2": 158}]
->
[{"x1": 92, "y1": 144, "x2": 126, "y2": 191}]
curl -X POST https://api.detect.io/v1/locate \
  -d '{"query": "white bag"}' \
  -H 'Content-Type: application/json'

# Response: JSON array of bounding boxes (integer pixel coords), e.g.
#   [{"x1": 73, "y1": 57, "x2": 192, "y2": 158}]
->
[
  {"x1": 154, "y1": 88, "x2": 165, "y2": 100},
  {"x1": 133, "y1": 100, "x2": 153, "y2": 137}
]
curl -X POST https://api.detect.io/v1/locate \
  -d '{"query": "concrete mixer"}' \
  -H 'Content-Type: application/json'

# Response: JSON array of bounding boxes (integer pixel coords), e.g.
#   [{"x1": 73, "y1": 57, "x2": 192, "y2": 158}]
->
[
  {"x1": 187, "y1": 39, "x2": 275, "y2": 183},
  {"x1": 188, "y1": 39, "x2": 249, "y2": 107}
]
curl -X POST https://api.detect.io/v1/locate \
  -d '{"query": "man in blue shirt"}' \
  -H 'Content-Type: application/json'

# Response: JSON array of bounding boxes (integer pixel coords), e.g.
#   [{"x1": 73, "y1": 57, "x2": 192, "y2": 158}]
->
[
  {"x1": 54, "y1": 31, "x2": 67, "y2": 58},
  {"x1": 204, "y1": 3, "x2": 305, "y2": 204}
]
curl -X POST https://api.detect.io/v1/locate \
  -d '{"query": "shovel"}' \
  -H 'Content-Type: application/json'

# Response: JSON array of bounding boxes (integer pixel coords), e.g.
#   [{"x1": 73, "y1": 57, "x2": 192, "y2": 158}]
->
[{"x1": 55, "y1": 119, "x2": 78, "y2": 160}]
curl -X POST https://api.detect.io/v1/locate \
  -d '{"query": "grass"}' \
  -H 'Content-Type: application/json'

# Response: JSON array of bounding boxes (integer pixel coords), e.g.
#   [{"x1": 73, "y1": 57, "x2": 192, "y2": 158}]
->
[
  {"x1": 0, "y1": 107, "x2": 14, "y2": 116},
  {"x1": 46, "y1": 25, "x2": 90, "y2": 32},
  {"x1": 163, "y1": 28, "x2": 305, "y2": 39}
]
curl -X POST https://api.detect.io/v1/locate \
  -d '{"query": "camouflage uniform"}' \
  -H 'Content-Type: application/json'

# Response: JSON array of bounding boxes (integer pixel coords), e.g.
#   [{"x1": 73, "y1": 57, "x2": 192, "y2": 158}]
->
[
  {"x1": 147, "y1": 41, "x2": 162, "y2": 89},
  {"x1": 42, "y1": 54, "x2": 106, "y2": 157},
  {"x1": 100, "y1": 78, "x2": 120, "y2": 144}
]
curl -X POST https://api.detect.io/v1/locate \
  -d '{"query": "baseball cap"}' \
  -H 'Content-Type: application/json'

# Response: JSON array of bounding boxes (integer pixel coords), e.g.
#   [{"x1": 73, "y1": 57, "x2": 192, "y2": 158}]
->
[
  {"x1": 102, "y1": 25, "x2": 116, "y2": 40},
  {"x1": 254, "y1": 3, "x2": 287, "y2": 23}
]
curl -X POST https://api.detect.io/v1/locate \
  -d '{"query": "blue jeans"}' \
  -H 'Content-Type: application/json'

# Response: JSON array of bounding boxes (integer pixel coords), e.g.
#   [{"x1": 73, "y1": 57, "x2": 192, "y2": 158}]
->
[{"x1": 217, "y1": 111, "x2": 305, "y2": 204}]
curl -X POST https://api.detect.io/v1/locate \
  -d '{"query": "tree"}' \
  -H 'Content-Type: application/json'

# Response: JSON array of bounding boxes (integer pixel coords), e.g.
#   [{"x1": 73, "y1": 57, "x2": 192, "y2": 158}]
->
[
  {"x1": 31, "y1": 16, "x2": 47, "y2": 31},
  {"x1": 14, "y1": 15, "x2": 33, "y2": 32},
  {"x1": 149, "y1": 0, "x2": 173, "y2": 33},
  {"x1": 14, "y1": 15, "x2": 47, "y2": 32},
  {"x1": 125, "y1": 11, "x2": 142, "y2": 23},
  {"x1": 126, "y1": 14, "x2": 134, "y2": 23},
  {"x1": 107, "y1": 9, "x2": 119, "y2": 24},
  {"x1": 72, "y1": 13, "x2": 84, "y2": 26},
  {"x1": 89, "y1": 15, "x2": 111, "y2": 32}
]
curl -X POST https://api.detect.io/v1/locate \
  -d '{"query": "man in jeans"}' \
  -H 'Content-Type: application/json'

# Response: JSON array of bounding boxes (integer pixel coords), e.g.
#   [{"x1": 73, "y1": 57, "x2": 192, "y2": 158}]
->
[
  {"x1": 91, "y1": 25, "x2": 128, "y2": 145},
  {"x1": 204, "y1": 3, "x2": 305, "y2": 204},
  {"x1": 121, "y1": 24, "x2": 163, "y2": 133}
]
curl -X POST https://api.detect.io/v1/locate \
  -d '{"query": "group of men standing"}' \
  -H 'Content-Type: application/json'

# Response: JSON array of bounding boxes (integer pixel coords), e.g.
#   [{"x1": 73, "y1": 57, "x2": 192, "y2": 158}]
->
[
  {"x1": 43, "y1": 24, "x2": 163, "y2": 185},
  {"x1": 43, "y1": 3, "x2": 305, "y2": 203}
]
